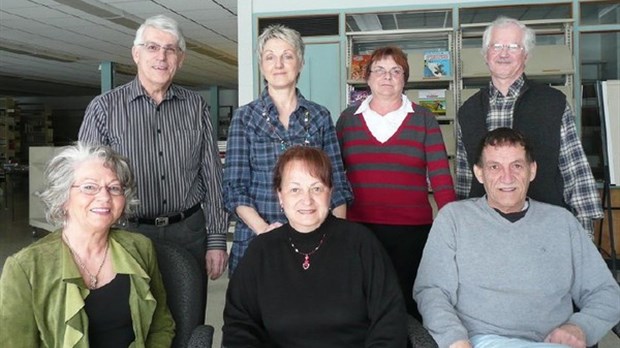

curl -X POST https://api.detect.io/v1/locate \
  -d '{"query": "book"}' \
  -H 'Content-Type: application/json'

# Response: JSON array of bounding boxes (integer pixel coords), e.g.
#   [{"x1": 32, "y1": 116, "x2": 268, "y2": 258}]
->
[
  {"x1": 349, "y1": 54, "x2": 372, "y2": 80},
  {"x1": 423, "y1": 50, "x2": 451, "y2": 78},
  {"x1": 417, "y1": 89, "x2": 447, "y2": 116},
  {"x1": 349, "y1": 89, "x2": 370, "y2": 106}
]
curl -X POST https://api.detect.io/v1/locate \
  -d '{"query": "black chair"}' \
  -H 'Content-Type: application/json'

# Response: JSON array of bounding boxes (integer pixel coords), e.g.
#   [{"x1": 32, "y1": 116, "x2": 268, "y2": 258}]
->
[
  {"x1": 408, "y1": 315, "x2": 437, "y2": 348},
  {"x1": 154, "y1": 241, "x2": 214, "y2": 348}
]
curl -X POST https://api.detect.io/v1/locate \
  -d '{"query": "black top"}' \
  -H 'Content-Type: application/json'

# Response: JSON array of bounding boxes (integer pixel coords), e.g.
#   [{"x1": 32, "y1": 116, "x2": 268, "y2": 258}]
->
[
  {"x1": 223, "y1": 214, "x2": 407, "y2": 347},
  {"x1": 84, "y1": 273, "x2": 135, "y2": 348}
]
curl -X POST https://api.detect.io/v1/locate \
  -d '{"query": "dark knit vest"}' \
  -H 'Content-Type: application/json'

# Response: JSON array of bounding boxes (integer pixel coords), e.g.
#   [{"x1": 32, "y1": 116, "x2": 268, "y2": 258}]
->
[{"x1": 458, "y1": 80, "x2": 567, "y2": 208}]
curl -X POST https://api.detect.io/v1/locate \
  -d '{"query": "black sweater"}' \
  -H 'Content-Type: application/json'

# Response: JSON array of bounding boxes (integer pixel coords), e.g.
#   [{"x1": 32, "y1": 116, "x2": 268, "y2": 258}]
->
[{"x1": 223, "y1": 215, "x2": 407, "y2": 347}]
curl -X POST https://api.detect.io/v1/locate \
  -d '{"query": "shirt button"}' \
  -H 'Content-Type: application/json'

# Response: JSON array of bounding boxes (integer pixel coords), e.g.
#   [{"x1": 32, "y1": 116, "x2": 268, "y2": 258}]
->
[
  {"x1": 159, "y1": 151, "x2": 163, "y2": 156},
  {"x1": 163, "y1": 200, "x2": 167, "y2": 205},
  {"x1": 161, "y1": 175, "x2": 165, "y2": 180},
  {"x1": 157, "y1": 129, "x2": 161, "y2": 134}
]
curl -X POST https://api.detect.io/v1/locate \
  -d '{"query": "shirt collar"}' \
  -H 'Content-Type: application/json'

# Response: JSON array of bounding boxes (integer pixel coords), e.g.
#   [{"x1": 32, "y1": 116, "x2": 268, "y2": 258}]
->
[
  {"x1": 260, "y1": 87, "x2": 309, "y2": 114},
  {"x1": 127, "y1": 76, "x2": 183, "y2": 103},
  {"x1": 489, "y1": 74, "x2": 525, "y2": 99},
  {"x1": 355, "y1": 94, "x2": 414, "y2": 115}
]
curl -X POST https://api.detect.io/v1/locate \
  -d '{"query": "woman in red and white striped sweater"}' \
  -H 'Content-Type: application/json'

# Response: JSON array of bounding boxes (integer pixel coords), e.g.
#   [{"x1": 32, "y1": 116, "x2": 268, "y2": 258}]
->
[{"x1": 336, "y1": 46, "x2": 456, "y2": 323}]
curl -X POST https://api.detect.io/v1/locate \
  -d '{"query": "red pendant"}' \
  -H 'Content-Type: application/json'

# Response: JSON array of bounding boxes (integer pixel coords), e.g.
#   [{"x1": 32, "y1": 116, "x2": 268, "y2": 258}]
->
[{"x1": 302, "y1": 254, "x2": 310, "y2": 270}]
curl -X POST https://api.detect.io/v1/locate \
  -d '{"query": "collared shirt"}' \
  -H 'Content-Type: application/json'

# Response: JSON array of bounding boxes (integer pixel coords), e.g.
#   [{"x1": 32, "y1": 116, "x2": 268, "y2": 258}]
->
[
  {"x1": 223, "y1": 88, "x2": 353, "y2": 243},
  {"x1": 456, "y1": 75, "x2": 603, "y2": 235},
  {"x1": 78, "y1": 77, "x2": 228, "y2": 250},
  {"x1": 355, "y1": 94, "x2": 414, "y2": 143}
]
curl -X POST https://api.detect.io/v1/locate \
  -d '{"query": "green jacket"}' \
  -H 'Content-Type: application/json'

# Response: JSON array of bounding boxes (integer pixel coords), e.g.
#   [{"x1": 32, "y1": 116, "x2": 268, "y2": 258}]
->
[{"x1": 0, "y1": 229, "x2": 175, "y2": 348}]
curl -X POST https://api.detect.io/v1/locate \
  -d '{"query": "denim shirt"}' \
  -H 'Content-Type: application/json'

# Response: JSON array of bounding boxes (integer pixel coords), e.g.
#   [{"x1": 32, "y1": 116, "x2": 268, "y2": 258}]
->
[{"x1": 223, "y1": 88, "x2": 353, "y2": 246}]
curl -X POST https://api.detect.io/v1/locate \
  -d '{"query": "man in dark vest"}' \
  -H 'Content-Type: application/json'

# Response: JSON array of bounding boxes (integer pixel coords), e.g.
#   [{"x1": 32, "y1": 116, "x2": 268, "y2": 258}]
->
[{"x1": 456, "y1": 16, "x2": 602, "y2": 237}]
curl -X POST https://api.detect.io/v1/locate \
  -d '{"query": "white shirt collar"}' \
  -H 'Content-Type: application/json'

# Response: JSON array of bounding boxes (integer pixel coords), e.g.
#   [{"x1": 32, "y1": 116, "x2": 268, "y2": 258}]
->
[{"x1": 356, "y1": 94, "x2": 414, "y2": 143}]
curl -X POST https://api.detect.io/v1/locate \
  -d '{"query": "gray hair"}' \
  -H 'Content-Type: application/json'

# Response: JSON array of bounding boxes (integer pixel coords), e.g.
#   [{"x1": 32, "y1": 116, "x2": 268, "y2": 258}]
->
[
  {"x1": 134, "y1": 14, "x2": 186, "y2": 52},
  {"x1": 482, "y1": 16, "x2": 536, "y2": 56},
  {"x1": 257, "y1": 24, "x2": 305, "y2": 66},
  {"x1": 38, "y1": 142, "x2": 139, "y2": 226}
]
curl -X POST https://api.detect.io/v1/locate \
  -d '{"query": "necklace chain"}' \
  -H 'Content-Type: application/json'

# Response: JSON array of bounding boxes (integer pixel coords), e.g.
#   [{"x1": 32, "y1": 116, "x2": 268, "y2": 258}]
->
[
  {"x1": 62, "y1": 233, "x2": 109, "y2": 290},
  {"x1": 262, "y1": 105, "x2": 311, "y2": 151},
  {"x1": 289, "y1": 233, "x2": 326, "y2": 270}
]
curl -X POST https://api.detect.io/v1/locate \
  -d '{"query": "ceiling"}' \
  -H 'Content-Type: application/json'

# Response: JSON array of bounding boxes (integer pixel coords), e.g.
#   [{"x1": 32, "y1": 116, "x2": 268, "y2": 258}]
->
[{"x1": 0, "y1": 0, "x2": 238, "y2": 96}]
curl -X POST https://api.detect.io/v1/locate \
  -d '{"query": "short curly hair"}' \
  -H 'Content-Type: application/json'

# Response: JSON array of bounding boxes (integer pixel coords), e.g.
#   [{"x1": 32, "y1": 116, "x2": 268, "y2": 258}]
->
[{"x1": 38, "y1": 142, "x2": 139, "y2": 226}]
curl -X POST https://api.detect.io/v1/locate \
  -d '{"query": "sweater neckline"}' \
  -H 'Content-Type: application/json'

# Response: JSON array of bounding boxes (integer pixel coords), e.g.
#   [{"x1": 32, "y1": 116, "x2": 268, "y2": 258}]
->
[
  {"x1": 285, "y1": 214, "x2": 336, "y2": 247},
  {"x1": 478, "y1": 196, "x2": 534, "y2": 227}
]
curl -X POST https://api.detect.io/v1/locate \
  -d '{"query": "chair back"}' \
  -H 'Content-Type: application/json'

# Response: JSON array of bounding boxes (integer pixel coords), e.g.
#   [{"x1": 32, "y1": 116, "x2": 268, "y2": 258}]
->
[{"x1": 154, "y1": 241, "x2": 206, "y2": 348}]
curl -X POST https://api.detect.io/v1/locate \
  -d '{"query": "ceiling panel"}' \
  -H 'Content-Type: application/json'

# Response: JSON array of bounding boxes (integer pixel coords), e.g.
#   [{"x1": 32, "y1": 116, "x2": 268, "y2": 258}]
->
[{"x1": 0, "y1": 0, "x2": 239, "y2": 96}]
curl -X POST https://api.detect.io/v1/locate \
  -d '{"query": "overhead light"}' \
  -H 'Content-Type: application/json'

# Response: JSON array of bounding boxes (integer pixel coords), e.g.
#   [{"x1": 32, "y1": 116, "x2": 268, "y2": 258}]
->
[
  {"x1": 598, "y1": 4, "x2": 619, "y2": 19},
  {"x1": 352, "y1": 14, "x2": 383, "y2": 31},
  {"x1": 112, "y1": 63, "x2": 136, "y2": 76},
  {"x1": 0, "y1": 40, "x2": 79, "y2": 63},
  {"x1": 186, "y1": 39, "x2": 237, "y2": 66},
  {"x1": 52, "y1": 0, "x2": 140, "y2": 30}
]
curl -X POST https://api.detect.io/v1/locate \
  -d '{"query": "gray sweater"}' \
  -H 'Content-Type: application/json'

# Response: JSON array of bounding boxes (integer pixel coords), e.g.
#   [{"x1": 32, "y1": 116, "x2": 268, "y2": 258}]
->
[{"x1": 414, "y1": 197, "x2": 620, "y2": 348}]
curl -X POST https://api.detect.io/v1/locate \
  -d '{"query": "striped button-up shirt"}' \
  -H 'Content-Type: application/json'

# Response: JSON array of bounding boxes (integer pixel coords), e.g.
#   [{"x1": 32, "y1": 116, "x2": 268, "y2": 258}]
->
[
  {"x1": 79, "y1": 77, "x2": 228, "y2": 250},
  {"x1": 456, "y1": 75, "x2": 603, "y2": 236}
]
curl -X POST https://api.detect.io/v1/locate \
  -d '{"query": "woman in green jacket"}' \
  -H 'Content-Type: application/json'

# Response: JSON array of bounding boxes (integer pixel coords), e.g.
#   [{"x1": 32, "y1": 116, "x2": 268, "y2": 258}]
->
[{"x1": 0, "y1": 143, "x2": 175, "y2": 347}]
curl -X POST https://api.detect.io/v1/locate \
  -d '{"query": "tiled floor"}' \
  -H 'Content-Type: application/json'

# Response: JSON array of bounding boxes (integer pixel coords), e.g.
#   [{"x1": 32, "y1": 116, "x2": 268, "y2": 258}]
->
[{"x1": 1, "y1": 180, "x2": 619, "y2": 348}]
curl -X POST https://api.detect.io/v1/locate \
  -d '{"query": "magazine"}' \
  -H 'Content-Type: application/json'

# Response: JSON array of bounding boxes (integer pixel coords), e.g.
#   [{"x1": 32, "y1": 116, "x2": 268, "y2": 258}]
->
[
  {"x1": 417, "y1": 89, "x2": 447, "y2": 116},
  {"x1": 349, "y1": 54, "x2": 372, "y2": 80},
  {"x1": 349, "y1": 89, "x2": 370, "y2": 106},
  {"x1": 423, "y1": 50, "x2": 451, "y2": 78}
]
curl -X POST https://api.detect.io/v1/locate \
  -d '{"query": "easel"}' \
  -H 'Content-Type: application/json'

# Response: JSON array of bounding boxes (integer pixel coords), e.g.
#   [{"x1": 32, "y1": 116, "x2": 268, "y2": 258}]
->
[{"x1": 595, "y1": 81, "x2": 617, "y2": 280}]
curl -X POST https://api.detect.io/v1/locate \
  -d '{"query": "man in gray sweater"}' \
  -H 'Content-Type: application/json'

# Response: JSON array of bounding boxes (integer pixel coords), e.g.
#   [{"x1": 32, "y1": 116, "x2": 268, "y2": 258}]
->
[{"x1": 414, "y1": 128, "x2": 620, "y2": 348}]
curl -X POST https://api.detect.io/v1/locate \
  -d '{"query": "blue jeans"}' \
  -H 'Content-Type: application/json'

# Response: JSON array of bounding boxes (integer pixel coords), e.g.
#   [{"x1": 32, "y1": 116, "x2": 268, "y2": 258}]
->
[{"x1": 470, "y1": 334, "x2": 571, "y2": 348}]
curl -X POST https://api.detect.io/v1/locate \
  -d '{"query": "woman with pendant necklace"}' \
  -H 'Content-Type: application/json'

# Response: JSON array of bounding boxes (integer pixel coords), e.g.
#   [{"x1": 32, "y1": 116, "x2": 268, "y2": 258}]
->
[
  {"x1": 0, "y1": 143, "x2": 174, "y2": 347},
  {"x1": 223, "y1": 147, "x2": 406, "y2": 347},
  {"x1": 223, "y1": 24, "x2": 353, "y2": 275}
]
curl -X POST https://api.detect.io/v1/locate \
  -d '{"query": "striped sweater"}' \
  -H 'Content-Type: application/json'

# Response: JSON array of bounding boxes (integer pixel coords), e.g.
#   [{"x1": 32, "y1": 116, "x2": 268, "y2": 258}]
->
[{"x1": 336, "y1": 102, "x2": 455, "y2": 225}]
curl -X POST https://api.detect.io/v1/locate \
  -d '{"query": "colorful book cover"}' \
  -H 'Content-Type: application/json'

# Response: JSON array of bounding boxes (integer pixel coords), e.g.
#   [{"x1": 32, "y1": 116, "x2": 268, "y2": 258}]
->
[
  {"x1": 423, "y1": 50, "x2": 451, "y2": 78},
  {"x1": 349, "y1": 54, "x2": 372, "y2": 80},
  {"x1": 349, "y1": 89, "x2": 370, "y2": 106},
  {"x1": 417, "y1": 89, "x2": 447, "y2": 116}
]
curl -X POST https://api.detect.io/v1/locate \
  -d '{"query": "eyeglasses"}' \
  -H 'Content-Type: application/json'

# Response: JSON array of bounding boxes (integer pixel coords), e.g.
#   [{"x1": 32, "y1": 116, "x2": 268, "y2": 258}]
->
[
  {"x1": 490, "y1": 43, "x2": 524, "y2": 53},
  {"x1": 137, "y1": 42, "x2": 181, "y2": 55},
  {"x1": 370, "y1": 67, "x2": 405, "y2": 78},
  {"x1": 71, "y1": 183, "x2": 125, "y2": 196}
]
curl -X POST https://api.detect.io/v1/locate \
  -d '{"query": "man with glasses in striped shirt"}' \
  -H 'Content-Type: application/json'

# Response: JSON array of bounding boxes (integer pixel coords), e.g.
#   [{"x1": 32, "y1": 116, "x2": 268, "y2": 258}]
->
[{"x1": 79, "y1": 15, "x2": 229, "y2": 322}]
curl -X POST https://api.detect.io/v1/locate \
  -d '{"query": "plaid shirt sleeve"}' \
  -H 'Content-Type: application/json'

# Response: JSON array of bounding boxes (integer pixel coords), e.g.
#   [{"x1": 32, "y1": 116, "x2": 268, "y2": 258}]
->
[
  {"x1": 558, "y1": 103, "x2": 603, "y2": 237},
  {"x1": 455, "y1": 125, "x2": 472, "y2": 200},
  {"x1": 222, "y1": 106, "x2": 256, "y2": 214}
]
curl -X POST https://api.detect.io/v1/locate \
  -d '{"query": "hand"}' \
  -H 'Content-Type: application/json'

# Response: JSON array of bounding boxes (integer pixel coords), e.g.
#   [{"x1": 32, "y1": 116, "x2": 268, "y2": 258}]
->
[
  {"x1": 205, "y1": 249, "x2": 228, "y2": 280},
  {"x1": 260, "y1": 222, "x2": 283, "y2": 234},
  {"x1": 544, "y1": 323, "x2": 586, "y2": 348},
  {"x1": 449, "y1": 339, "x2": 472, "y2": 348}
]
